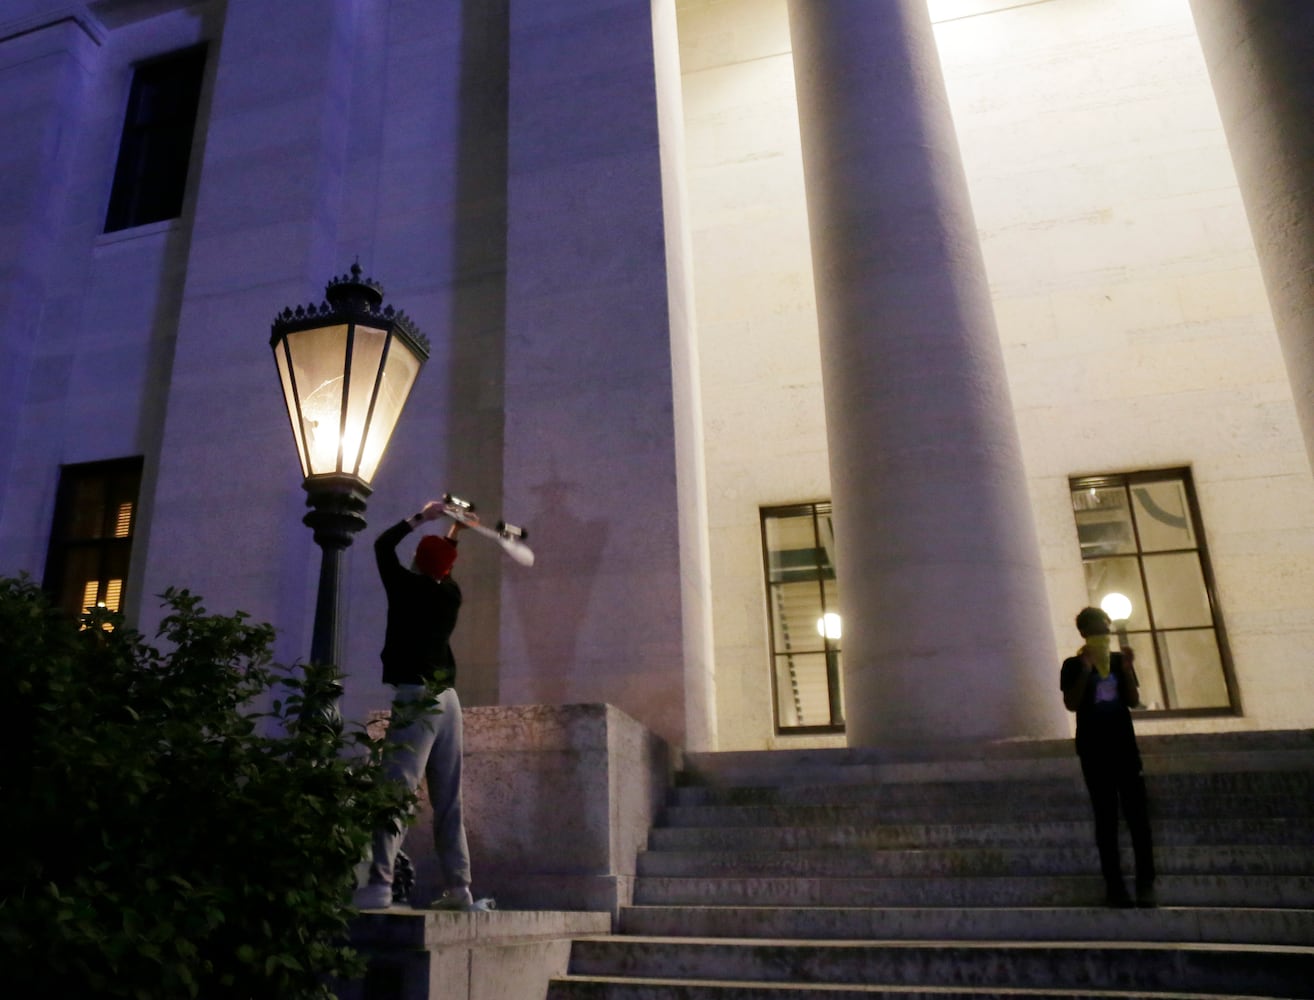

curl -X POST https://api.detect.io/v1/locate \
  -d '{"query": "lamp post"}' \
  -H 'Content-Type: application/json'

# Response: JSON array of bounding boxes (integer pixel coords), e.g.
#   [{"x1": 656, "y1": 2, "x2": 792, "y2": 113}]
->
[{"x1": 270, "y1": 263, "x2": 430, "y2": 726}]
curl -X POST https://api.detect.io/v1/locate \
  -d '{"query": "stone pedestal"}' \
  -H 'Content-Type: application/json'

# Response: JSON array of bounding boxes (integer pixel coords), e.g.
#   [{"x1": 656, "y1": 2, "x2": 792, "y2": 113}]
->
[
  {"x1": 400, "y1": 703, "x2": 673, "y2": 919},
  {"x1": 340, "y1": 909, "x2": 609, "y2": 1000}
]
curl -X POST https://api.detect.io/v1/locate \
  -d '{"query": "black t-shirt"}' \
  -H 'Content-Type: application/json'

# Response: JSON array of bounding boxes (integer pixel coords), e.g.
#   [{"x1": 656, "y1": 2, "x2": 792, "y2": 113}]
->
[
  {"x1": 1060, "y1": 651, "x2": 1139, "y2": 759},
  {"x1": 374, "y1": 519, "x2": 461, "y2": 687}
]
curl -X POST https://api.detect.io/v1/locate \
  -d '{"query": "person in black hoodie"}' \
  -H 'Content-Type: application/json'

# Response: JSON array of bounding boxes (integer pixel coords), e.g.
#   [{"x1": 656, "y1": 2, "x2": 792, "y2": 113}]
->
[
  {"x1": 354, "y1": 499, "x2": 488, "y2": 911},
  {"x1": 1061, "y1": 605, "x2": 1156, "y2": 908}
]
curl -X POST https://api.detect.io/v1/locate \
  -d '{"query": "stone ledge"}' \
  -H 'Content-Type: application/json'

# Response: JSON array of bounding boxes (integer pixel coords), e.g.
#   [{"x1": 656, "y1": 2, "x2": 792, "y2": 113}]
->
[{"x1": 351, "y1": 907, "x2": 611, "y2": 949}]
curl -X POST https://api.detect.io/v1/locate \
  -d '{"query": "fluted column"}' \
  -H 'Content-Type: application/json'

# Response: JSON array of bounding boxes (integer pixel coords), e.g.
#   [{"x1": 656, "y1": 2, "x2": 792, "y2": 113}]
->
[
  {"x1": 787, "y1": 0, "x2": 1066, "y2": 749},
  {"x1": 1188, "y1": 0, "x2": 1314, "y2": 472}
]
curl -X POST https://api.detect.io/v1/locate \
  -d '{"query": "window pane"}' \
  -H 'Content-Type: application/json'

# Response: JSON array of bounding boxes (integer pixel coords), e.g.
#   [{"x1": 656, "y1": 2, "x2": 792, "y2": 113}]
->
[
  {"x1": 1131, "y1": 479, "x2": 1195, "y2": 552},
  {"x1": 774, "y1": 652, "x2": 833, "y2": 728},
  {"x1": 105, "y1": 46, "x2": 207, "y2": 232},
  {"x1": 113, "y1": 502, "x2": 134, "y2": 538},
  {"x1": 770, "y1": 581, "x2": 826, "y2": 655},
  {"x1": 68, "y1": 478, "x2": 108, "y2": 539},
  {"x1": 1072, "y1": 485, "x2": 1135, "y2": 556},
  {"x1": 765, "y1": 514, "x2": 820, "y2": 584},
  {"x1": 816, "y1": 511, "x2": 837, "y2": 577},
  {"x1": 1128, "y1": 636, "x2": 1165, "y2": 711},
  {"x1": 763, "y1": 503, "x2": 842, "y2": 731},
  {"x1": 1142, "y1": 552, "x2": 1212, "y2": 629},
  {"x1": 821, "y1": 578, "x2": 841, "y2": 643},
  {"x1": 59, "y1": 547, "x2": 105, "y2": 618},
  {"x1": 45, "y1": 459, "x2": 143, "y2": 624},
  {"x1": 1160, "y1": 629, "x2": 1229, "y2": 709},
  {"x1": 1081, "y1": 555, "x2": 1148, "y2": 631}
]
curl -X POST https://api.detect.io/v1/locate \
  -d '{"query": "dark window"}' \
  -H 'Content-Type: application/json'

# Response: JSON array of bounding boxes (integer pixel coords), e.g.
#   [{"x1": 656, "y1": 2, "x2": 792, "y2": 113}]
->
[
  {"x1": 1070, "y1": 468, "x2": 1237, "y2": 715},
  {"x1": 43, "y1": 458, "x2": 144, "y2": 623},
  {"x1": 761, "y1": 502, "x2": 844, "y2": 733},
  {"x1": 104, "y1": 45, "x2": 207, "y2": 233}
]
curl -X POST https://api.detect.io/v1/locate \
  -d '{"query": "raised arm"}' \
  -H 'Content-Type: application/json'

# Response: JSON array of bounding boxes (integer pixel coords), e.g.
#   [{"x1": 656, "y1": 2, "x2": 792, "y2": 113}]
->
[{"x1": 375, "y1": 501, "x2": 448, "y2": 578}]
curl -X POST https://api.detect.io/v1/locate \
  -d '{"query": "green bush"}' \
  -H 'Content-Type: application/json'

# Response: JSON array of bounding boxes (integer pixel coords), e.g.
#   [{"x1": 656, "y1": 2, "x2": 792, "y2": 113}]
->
[{"x1": 0, "y1": 577, "x2": 417, "y2": 998}]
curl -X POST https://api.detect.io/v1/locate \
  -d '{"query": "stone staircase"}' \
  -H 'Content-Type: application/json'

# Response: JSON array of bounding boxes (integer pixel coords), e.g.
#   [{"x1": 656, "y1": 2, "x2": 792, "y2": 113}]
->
[{"x1": 547, "y1": 729, "x2": 1314, "y2": 998}]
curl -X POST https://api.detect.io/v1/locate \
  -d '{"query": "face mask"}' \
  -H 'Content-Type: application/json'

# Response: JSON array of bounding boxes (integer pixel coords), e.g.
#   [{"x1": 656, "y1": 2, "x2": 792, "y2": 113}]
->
[{"x1": 1085, "y1": 633, "x2": 1112, "y2": 678}]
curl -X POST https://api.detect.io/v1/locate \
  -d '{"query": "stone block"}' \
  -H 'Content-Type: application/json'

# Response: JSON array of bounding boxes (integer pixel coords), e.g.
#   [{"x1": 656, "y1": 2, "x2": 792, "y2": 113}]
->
[{"x1": 398, "y1": 703, "x2": 672, "y2": 918}]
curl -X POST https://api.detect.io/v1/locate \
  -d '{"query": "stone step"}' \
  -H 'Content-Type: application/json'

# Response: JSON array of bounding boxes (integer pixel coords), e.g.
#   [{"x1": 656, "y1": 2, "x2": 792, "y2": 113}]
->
[
  {"x1": 681, "y1": 750, "x2": 1314, "y2": 792},
  {"x1": 549, "y1": 976, "x2": 1288, "y2": 1000},
  {"x1": 634, "y1": 844, "x2": 1314, "y2": 879},
  {"x1": 617, "y1": 905, "x2": 1314, "y2": 946},
  {"x1": 631, "y1": 874, "x2": 1314, "y2": 909},
  {"x1": 662, "y1": 792, "x2": 1313, "y2": 828},
  {"x1": 678, "y1": 730, "x2": 1314, "y2": 789},
  {"x1": 669, "y1": 770, "x2": 1314, "y2": 808},
  {"x1": 560, "y1": 937, "x2": 1314, "y2": 998},
  {"x1": 648, "y1": 816, "x2": 1314, "y2": 852}
]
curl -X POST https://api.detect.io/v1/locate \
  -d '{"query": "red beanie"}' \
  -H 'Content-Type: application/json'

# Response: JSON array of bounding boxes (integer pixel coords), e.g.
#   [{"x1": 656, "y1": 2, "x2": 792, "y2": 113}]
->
[{"x1": 414, "y1": 535, "x2": 458, "y2": 579}]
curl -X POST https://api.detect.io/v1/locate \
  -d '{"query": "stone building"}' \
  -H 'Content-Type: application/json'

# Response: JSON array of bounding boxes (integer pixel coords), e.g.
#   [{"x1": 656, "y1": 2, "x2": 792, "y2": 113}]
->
[{"x1": 2, "y1": 0, "x2": 1312, "y2": 758}]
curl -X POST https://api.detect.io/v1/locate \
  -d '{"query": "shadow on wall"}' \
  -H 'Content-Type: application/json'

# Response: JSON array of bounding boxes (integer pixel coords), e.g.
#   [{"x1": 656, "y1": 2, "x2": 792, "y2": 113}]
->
[
  {"x1": 443, "y1": 0, "x2": 511, "y2": 705},
  {"x1": 510, "y1": 475, "x2": 609, "y2": 706}
]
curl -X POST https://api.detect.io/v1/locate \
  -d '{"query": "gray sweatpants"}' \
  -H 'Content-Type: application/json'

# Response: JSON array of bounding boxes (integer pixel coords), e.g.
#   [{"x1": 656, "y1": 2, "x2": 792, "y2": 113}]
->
[{"x1": 367, "y1": 685, "x2": 471, "y2": 891}]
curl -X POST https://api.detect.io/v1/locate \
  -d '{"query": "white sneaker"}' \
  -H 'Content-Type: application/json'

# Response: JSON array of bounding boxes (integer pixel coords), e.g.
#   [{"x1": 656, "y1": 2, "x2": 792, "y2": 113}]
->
[
  {"x1": 429, "y1": 886, "x2": 496, "y2": 912},
  {"x1": 353, "y1": 882, "x2": 394, "y2": 910}
]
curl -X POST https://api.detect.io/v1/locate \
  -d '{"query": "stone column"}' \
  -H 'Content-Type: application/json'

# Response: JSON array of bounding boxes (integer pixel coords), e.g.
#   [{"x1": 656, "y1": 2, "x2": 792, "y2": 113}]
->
[
  {"x1": 787, "y1": 0, "x2": 1066, "y2": 749},
  {"x1": 1188, "y1": 0, "x2": 1314, "y2": 472}
]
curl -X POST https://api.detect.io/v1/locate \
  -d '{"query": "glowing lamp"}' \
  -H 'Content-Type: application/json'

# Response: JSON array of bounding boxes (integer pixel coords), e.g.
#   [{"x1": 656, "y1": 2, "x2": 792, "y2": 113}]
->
[
  {"x1": 270, "y1": 264, "x2": 429, "y2": 677},
  {"x1": 1100, "y1": 592, "x2": 1133, "y2": 623},
  {"x1": 816, "y1": 612, "x2": 843, "y2": 640}
]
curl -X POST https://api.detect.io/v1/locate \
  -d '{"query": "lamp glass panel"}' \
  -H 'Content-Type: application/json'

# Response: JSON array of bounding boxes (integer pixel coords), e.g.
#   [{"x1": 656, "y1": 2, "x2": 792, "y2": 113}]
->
[
  {"x1": 275, "y1": 341, "x2": 310, "y2": 477},
  {"x1": 342, "y1": 325, "x2": 388, "y2": 477},
  {"x1": 285, "y1": 324, "x2": 349, "y2": 475},
  {"x1": 357, "y1": 336, "x2": 422, "y2": 483}
]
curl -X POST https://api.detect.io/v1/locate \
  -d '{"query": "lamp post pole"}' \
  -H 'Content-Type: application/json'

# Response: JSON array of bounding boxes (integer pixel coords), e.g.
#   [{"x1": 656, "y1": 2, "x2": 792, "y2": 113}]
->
[
  {"x1": 270, "y1": 264, "x2": 430, "y2": 731},
  {"x1": 304, "y1": 479, "x2": 370, "y2": 670}
]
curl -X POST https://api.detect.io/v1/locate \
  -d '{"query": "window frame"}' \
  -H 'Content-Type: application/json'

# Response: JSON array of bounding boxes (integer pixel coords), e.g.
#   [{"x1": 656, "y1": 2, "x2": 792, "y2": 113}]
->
[
  {"x1": 760, "y1": 501, "x2": 845, "y2": 735},
  {"x1": 1069, "y1": 467, "x2": 1240, "y2": 717},
  {"x1": 42, "y1": 457, "x2": 145, "y2": 623},
  {"x1": 103, "y1": 44, "x2": 208, "y2": 234}
]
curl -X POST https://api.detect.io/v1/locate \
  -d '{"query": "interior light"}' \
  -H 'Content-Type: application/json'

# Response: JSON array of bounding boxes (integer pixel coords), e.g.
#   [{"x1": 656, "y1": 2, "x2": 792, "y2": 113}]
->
[
  {"x1": 1101, "y1": 592, "x2": 1132, "y2": 622},
  {"x1": 816, "y1": 612, "x2": 842, "y2": 640}
]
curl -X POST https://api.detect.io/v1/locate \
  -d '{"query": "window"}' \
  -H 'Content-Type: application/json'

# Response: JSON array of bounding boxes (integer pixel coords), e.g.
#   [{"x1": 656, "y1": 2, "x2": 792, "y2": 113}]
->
[
  {"x1": 43, "y1": 458, "x2": 144, "y2": 623},
  {"x1": 1070, "y1": 468, "x2": 1236, "y2": 714},
  {"x1": 761, "y1": 502, "x2": 844, "y2": 732},
  {"x1": 104, "y1": 45, "x2": 207, "y2": 233}
]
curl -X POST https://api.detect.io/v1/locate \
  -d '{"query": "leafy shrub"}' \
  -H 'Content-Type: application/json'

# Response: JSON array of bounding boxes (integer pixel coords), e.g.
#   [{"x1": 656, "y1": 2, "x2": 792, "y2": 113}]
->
[{"x1": 0, "y1": 577, "x2": 416, "y2": 998}]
